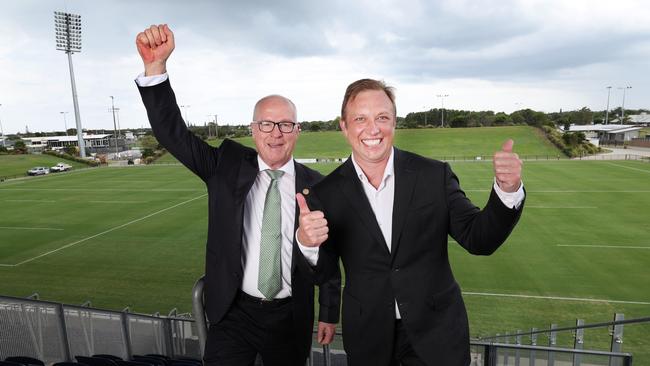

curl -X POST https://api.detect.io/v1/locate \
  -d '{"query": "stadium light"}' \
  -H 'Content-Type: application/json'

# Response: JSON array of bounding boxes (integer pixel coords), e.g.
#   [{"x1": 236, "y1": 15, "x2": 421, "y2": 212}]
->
[
  {"x1": 436, "y1": 94, "x2": 449, "y2": 127},
  {"x1": 180, "y1": 105, "x2": 191, "y2": 125},
  {"x1": 60, "y1": 111, "x2": 69, "y2": 135},
  {"x1": 604, "y1": 86, "x2": 612, "y2": 125},
  {"x1": 0, "y1": 104, "x2": 4, "y2": 147},
  {"x1": 109, "y1": 96, "x2": 119, "y2": 157},
  {"x1": 54, "y1": 11, "x2": 86, "y2": 157},
  {"x1": 618, "y1": 86, "x2": 632, "y2": 124}
]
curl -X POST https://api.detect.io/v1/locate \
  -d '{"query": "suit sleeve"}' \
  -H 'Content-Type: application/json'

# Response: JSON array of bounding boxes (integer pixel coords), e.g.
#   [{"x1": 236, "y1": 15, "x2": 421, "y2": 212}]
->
[
  {"x1": 445, "y1": 162, "x2": 524, "y2": 255},
  {"x1": 317, "y1": 263, "x2": 341, "y2": 323},
  {"x1": 137, "y1": 79, "x2": 220, "y2": 182}
]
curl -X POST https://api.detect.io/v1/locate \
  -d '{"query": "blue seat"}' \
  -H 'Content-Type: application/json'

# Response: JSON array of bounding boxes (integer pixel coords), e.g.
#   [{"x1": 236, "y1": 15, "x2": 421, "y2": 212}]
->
[
  {"x1": 5, "y1": 357, "x2": 44, "y2": 366},
  {"x1": 75, "y1": 356, "x2": 118, "y2": 366}
]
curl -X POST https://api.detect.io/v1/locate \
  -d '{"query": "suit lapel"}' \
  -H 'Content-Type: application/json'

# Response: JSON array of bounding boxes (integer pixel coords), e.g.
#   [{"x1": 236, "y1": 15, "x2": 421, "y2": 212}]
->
[
  {"x1": 338, "y1": 159, "x2": 390, "y2": 256},
  {"x1": 236, "y1": 150, "x2": 259, "y2": 205},
  {"x1": 292, "y1": 161, "x2": 310, "y2": 274},
  {"x1": 390, "y1": 149, "x2": 417, "y2": 260}
]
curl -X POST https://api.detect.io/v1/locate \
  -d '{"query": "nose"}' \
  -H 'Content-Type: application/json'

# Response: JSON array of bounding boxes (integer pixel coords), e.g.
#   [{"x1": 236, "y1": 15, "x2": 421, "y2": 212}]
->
[
  {"x1": 269, "y1": 124, "x2": 283, "y2": 137},
  {"x1": 367, "y1": 119, "x2": 380, "y2": 135}
]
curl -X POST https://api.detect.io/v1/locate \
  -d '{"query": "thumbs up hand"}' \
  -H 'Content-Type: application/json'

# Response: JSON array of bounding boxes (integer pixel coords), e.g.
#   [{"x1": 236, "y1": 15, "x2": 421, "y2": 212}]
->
[
  {"x1": 296, "y1": 192, "x2": 329, "y2": 247},
  {"x1": 493, "y1": 139, "x2": 523, "y2": 193}
]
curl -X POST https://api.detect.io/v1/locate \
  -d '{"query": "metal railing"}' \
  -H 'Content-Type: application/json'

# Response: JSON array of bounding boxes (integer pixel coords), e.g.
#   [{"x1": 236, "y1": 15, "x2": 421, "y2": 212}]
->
[
  {"x1": 1, "y1": 284, "x2": 643, "y2": 366},
  {"x1": 0, "y1": 295, "x2": 200, "y2": 364}
]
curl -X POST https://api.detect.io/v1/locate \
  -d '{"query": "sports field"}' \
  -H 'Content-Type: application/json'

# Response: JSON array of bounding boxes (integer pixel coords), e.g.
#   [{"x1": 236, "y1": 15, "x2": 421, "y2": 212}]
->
[{"x1": 1, "y1": 127, "x2": 649, "y2": 360}]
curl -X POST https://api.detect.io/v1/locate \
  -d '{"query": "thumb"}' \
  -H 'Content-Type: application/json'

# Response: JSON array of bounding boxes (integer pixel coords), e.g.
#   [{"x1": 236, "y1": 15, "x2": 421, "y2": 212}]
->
[
  {"x1": 296, "y1": 193, "x2": 311, "y2": 214},
  {"x1": 501, "y1": 139, "x2": 514, "y2": 153}
]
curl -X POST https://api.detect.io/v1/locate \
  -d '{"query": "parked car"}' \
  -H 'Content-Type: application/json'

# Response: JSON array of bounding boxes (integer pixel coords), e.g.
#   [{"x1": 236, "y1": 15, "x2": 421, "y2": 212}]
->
[
  {"x1": 27, "y1": 167, "x2": 49, "y2": 176},
  {"x1": 50, "y1": 162, "x2": 72, "y2": 172}
]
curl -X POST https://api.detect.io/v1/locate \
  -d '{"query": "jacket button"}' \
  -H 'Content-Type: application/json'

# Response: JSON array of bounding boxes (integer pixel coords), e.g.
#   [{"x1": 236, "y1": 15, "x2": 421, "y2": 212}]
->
[{"x1": 393, "y1": 267, "x2": 400, "y2": 272}]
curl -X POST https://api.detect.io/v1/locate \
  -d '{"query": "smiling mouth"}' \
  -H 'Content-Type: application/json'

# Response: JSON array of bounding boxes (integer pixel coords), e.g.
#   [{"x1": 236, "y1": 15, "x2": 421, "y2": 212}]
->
[{"x1": 362, "y1": 138, "x2": 382, "y2": 147}]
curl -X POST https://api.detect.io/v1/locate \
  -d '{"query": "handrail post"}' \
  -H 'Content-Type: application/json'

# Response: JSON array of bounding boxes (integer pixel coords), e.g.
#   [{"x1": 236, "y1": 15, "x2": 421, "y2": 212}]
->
[
  {"x1": 548, "y1": 324, "x2": 557, "y2": 366},
  {"x1": 573, "y1": 319, "x2": 585, "y2": 366},
  {"x1": 515, "y1": 330, "x2": 522, "y2": 366},
  {"x1": 191, "y1": 276, "x2": 208, "y2": 360},
  {"x1": 530, "y1": 327, "x2": 537, "y2": 366},
  {"x1": 610, "y1": 313, "x2": 625, "y2": 366}
]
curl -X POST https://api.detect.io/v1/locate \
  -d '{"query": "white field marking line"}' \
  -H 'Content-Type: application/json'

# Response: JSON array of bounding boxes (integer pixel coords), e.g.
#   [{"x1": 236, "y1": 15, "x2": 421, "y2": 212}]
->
[
  {"x1": 0, "y1": 226, "x2": 63, "y2": 231},
  {"x1": 5, "y1": 199, "x2": 56, "y2": 203},
  {"x1": 0, "y1": 193, "x2": 207, "y2": 267},
  {"x1": 557, "y1": 244, "x2": 650, "y2": 249},
  {"x1": 463, "y1": 292, "x2": 650, "y2": 305},
  {"x1": 605, "y1": 162, "x2": 650, "y2": 174},
  {"x1": 526, "y1": 206, "x2": 597, "y2": 209},
  {"x1": 89, "y1": 200, "x2": 148, "y2": 204},
  {"x1": 464, "y1": 189, "x2": 650, "y2": 193}
]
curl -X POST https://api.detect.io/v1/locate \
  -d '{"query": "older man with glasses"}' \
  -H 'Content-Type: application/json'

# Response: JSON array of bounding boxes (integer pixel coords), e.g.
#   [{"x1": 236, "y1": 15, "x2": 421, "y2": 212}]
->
[{"x1": 135, "y1": 24, "x2": 340, "y2": 366}]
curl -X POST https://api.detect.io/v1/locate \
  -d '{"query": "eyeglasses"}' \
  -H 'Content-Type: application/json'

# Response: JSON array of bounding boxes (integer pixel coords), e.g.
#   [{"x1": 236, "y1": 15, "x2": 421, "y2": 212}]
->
[{"x1": 253, "y1": 120, "x2": 297, "y2": 133}]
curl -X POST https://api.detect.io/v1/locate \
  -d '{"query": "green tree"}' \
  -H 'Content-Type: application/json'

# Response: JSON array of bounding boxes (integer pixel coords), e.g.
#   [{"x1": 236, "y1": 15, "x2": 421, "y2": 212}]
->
[
  {"x1": 64, "y1": 145, "x2": 78, "y2": 156},
  {"x1": 140, "y1": 135, "x2": 160, "y2": 150},
  {"x1": 13, "y1": 140, "x2": 27, "y2": 154}
]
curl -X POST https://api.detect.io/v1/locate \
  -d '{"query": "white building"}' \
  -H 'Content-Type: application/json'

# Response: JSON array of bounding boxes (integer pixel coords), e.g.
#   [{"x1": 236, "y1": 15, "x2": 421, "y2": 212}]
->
[
  {"x1": 21, "y1": 134, "x2": 113, "y2": 152},
  {"x1": 562, "y1": 124, "x2": 642, "y2": 146}
]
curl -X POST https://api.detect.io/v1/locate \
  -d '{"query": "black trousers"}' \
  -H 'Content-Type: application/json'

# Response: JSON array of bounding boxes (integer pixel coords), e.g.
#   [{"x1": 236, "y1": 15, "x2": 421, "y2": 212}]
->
[
  {"x1": 389, "y1": 320, "x2": 427, "y2": 366},
  {"x1": 204, "y1": 291, "x2": 304, "y2": 366}
]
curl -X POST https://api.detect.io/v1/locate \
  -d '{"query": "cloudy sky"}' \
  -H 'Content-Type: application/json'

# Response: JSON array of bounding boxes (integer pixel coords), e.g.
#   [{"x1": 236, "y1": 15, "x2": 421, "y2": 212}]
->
[{"x1": 0, "y1": 0, "x2": 648, "y2": 134}]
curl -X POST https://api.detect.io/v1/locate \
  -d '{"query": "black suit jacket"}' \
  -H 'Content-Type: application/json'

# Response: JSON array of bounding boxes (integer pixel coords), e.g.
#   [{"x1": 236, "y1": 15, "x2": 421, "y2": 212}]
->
[
  {"x1": 138, "y1": 79, "x2": 341, "y2": 361},
  {"x1": 311, "y1": 148, "x2": 523, "y2": 366}
]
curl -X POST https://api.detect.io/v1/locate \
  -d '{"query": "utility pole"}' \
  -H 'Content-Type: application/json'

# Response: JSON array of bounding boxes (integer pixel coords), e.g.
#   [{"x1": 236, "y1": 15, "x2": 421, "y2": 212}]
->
[
  {"x1": 180, "y1": 105, "x2": 191, "y2": 125},
  {"x1": 55, "y1": 11, "x2": 86, "y2": 157},
  {"x1": 109, "y1": 96, "x2": 119, "y2": 157},
  {"x1": 618, "y1": 86, "x2": 632, "y2": 124},
  {"x1": 60, "y1": 111, "x2": 69, "y2": 135},
  {"x1": 0, "y1": 104, "x2": 4, "y2": 147},
  {"x1": 436, "y1": 94, "x2": 449, "y2": 127},
  {"x1": 422, "y1": 106, "x2": 427, "y2": 125},
  {"x1": 604, "y1": 86, "x2": 612, "y2": 124}
]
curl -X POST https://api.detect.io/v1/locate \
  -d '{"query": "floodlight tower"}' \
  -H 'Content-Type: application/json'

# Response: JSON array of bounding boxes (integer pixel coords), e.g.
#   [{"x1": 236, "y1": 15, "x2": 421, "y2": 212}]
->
[
  {"x1": 436, "y1": 94, "x2": 449, "y2": 127},
  {"x1": 60, "y1": 111, "x2": 69, "y2": 135},
  {"x1": 54, "y1": 11, "x2": 86, "y2": 157},
  {"x1": 604, "y1": 86, "x2": 612, "y2": 125},
  {"x1": 0, "y1": 104, "x2": 4, "y2": 147},
  {"x1": 618, "y1": 86, "x2": 632, "y2": 124}
]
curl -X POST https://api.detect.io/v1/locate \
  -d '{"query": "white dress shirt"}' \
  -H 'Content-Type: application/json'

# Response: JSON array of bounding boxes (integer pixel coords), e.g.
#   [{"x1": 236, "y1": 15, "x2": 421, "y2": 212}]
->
[{"x1": 241, "y1": 157, "x2": 297, "y2": 299}]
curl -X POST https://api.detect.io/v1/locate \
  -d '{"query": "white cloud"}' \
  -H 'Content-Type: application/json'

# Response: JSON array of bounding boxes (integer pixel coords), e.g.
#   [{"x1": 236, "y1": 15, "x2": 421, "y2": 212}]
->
[{"x1": 0, "y1": 0, "x2": 648, "y2": 134}]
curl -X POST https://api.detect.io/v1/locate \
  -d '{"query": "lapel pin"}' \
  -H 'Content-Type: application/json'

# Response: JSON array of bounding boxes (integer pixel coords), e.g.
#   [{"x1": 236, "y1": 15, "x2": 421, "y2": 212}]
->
[{"x1": 302, "y1": 188, "x2": 310, "y2": 195}]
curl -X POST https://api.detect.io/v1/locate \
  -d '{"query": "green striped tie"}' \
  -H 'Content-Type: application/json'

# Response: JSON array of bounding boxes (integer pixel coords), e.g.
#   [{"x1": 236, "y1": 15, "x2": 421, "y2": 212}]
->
[{"x1": 258, "y1": 169, "x2": 284, "y2": 299}]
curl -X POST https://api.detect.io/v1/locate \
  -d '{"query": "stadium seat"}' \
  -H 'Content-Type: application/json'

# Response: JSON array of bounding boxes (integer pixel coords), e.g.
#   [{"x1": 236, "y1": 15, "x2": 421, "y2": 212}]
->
[
  {"x1": 75, "y1": 356, "x2": 118, "y2": 366},
  {"x1": 171, "y1": 358, "x2": 199, "y2": 366},
  {"x1": 115, "y1": 361, "x2": 152, "y2": 366},
  {"x1": 0, "y1": 362, "x2": 26, "y2": 366},
  {"x1": 5, "y1": 357, "x2": 44, "y2": 366},
  {"x1": 92, "y1": 356, "x2": 122, "y2": 362},
  {"x1": 130, "y1": 356, "x2": 165, "y2": 366},
  {"x1": 144, "y1": 355, "x2": 168, "y2": 360}
]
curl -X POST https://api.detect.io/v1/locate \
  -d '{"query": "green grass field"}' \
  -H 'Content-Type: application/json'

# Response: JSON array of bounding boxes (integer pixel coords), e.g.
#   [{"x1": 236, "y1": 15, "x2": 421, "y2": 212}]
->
[
  {"x1": 155, "y1": 125, "x2": 560, "y2": 163},
  {"x1": 1, "y1": 127, "x2": 649, "y2": 360},
  {"x1": 0, "y1": 154, "x2": 89, "y2": 179}
]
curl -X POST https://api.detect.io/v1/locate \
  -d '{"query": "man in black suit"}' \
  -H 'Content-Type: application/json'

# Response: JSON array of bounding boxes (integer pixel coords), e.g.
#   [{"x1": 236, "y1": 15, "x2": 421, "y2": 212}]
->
[
  {"x1": 135, "y1": 24, "x2": 340, "y2": 366},
  {"x1": 297, "y1": 79, "x2": 525, "y2": 365}
]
